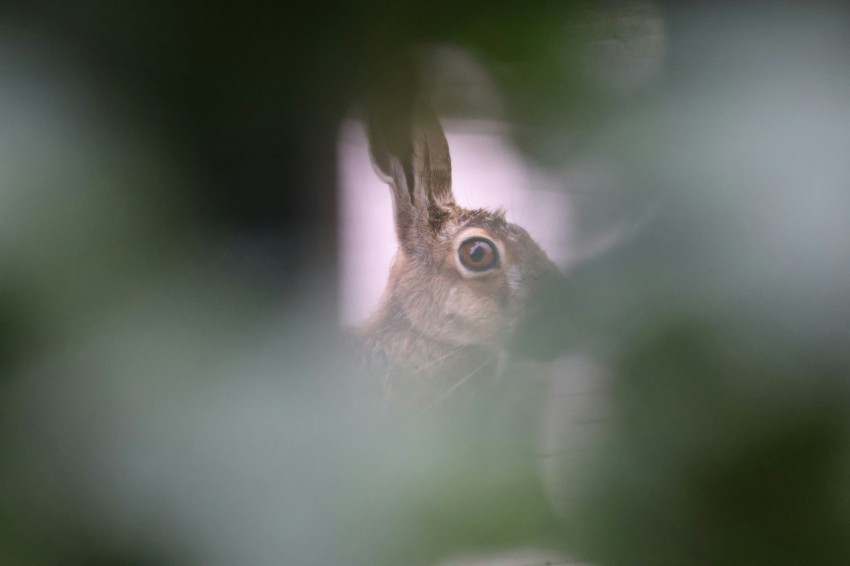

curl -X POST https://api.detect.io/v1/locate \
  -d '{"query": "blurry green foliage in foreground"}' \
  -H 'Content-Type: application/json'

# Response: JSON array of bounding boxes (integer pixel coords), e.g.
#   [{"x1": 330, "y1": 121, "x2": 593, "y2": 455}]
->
[{"x1": 0, "y1": 2, "x2": 849, "y2": 565}]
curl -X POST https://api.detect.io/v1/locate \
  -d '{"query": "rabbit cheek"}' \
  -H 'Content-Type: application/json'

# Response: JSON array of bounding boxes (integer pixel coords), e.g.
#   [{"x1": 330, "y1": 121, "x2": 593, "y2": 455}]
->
[{"x1": 440, "y1": 283, "x2": 504, "y2": 341}]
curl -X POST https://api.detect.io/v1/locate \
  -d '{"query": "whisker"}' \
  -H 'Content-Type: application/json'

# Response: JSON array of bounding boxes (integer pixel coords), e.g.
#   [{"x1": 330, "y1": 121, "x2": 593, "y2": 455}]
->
[
  {"x1": 361, "y1": 313, "x2": 406, "y2": 336},
  {"x1": 412, "y1": 342, "x2": 470, "y2": 374},
  {"x1": 414, "y1": 358, "x2": 493, "y2": 420}
]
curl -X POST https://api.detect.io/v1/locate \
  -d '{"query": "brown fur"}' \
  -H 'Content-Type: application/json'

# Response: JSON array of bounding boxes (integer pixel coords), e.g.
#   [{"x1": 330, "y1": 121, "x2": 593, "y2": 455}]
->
[{"x1": 357, "y1": 100, "x2": 559, "y2": 414}]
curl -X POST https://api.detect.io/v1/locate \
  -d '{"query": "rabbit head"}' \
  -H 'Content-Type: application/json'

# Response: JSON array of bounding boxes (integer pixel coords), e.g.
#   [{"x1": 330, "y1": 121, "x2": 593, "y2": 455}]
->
[{"x1": 366, "y1": 100, "x2": 561, "y2": 355}]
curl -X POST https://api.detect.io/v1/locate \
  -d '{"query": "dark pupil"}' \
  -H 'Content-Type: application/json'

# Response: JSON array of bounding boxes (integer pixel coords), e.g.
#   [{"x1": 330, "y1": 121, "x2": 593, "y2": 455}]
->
[{"x1": 470, "y1": 243, "x2": 486, "y2": 263}]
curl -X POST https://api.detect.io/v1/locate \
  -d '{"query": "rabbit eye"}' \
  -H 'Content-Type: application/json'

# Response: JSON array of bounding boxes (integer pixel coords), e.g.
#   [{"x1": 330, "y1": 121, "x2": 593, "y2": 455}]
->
[{"x1": 458, "y1": 238, "x2": 499, "y2": 272}]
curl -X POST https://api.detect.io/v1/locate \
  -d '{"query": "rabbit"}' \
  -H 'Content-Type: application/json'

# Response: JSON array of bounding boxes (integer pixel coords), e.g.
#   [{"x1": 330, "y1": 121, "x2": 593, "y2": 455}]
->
[{"x1": 355, "y1": 97, "x2": 562, "y2": 415}]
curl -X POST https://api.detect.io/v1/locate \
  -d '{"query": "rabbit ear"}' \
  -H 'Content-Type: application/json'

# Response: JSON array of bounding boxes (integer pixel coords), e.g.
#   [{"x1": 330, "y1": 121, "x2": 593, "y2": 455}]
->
[
  {"x1": 367, "y1": 96, "x2": 455, "y2": 240},
  {"x1": 410, "y1": 101, "x2": 454, "y2": 209},
  {"x1": 366, "y1": 104, "x2": 418, "y2": 241}
]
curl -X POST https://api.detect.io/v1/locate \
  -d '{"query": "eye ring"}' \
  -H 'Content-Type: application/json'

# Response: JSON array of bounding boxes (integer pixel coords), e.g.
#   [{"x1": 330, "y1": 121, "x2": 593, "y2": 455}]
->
[{"x1": 458, "y1": 237, "x2": 499, "y2": 272}]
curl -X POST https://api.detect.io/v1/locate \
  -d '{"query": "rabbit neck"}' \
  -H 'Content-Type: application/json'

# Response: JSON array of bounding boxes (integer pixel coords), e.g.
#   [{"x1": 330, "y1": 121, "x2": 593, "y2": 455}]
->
[{"x1": 356, "y1": 301, "x2": 501, "y2": 413}]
